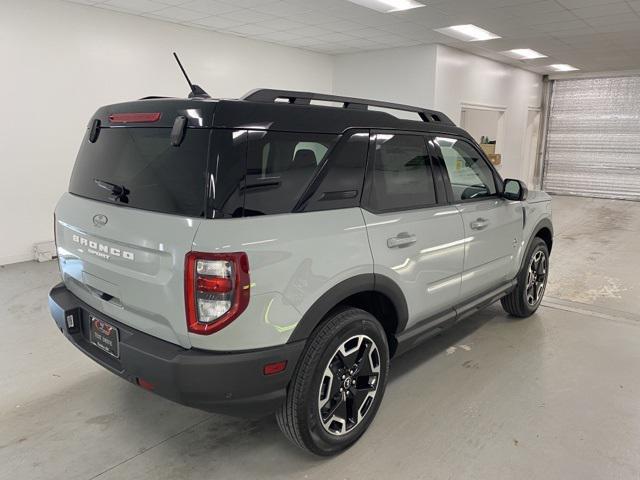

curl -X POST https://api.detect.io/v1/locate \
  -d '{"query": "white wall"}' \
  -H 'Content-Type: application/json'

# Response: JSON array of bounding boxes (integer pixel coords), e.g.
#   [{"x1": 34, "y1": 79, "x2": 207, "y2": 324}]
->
[
  {"x1": 333, "y1": 44, "x2": 542, "y2": 181},
  {"x1": 0, "y1": 0, "x2": 333, "y2": 265},
  {"x1": 0, "y1": 0, "x2": 544, "y2": 266},
  {"x1": 433, "y1": 45, "x2": 542, "y2": 180},
  {"x1": 333, "y1": 45, "x2": 438, "y2": 118}
]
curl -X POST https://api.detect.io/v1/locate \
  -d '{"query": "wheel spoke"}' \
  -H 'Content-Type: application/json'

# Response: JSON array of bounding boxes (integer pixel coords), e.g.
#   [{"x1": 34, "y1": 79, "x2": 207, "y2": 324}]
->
[
  {"x1": 353, "y1": 340, "x2": 373, "y2": 375},
  {"x1": 355, "y1": 373, "x2": 378, "y2": 391},
  {"x1": 323, "y1": 394, "x2": 345, "y2": 419},
  {"x1": 526, "y1": 283, "x2": 535, "y2": 297},
  {"x1": 345, "y1": 394, "x2": 358, "y2": 426},
  {"x1": 348, "y1": 388, "x2": 369, "y2": 423},
  {"x1": 330, "y1": 352, "x2": 347, "y2": 373}
]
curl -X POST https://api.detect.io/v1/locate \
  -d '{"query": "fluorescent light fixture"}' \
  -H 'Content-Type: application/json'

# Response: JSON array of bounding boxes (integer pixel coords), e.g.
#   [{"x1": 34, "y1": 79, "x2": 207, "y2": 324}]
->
[
  {"x1": 434, "y1": 24, "x2": 501, "y2": 42},
  {"x1": 503, "y1": 48, "x2": 548, "y2": 60},
  {"x1": 549, "y1": 64, "x2": 579, "y2": 72},
  {"x1": 346, "y1": 0, "x2": 426, "y2": 13}
]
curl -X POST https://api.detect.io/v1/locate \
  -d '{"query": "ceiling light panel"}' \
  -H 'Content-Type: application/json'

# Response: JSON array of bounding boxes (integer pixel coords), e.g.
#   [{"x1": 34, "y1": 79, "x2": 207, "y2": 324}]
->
[
  {"x1": 549, "y1": 64, "x2": 580, "y2": 71},
  {"x1": 434, "y1": 24, "x2": 501, "y2": 42},
  {"x1": 346, "y1": 0, "x2": 426, "y2": 13},
  {"x1": 503, "y1": 48, "x2": 548, "y2": 59}
]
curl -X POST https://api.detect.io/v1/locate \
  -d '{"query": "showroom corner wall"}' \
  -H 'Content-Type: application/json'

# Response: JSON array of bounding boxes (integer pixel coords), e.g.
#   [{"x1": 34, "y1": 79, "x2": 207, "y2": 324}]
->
[
  {"x1": 0, "y1": 0, "x2": 333, "y2": 265},
  {"x1": 333, "y1": 45, "x2": 438, "y2": 116},
  {"x1": 433, "y1": 45, "x2": 543, "y2": 180},
  {"x1": 334, "y1": 44, "x2": 543, "y2": 181}
]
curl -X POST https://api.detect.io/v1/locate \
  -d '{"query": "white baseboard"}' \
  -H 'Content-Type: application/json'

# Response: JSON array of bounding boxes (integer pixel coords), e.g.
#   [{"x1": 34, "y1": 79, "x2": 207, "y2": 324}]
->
[{"x1": 0, "y1": 252, "x2": 36, "y2": 266}]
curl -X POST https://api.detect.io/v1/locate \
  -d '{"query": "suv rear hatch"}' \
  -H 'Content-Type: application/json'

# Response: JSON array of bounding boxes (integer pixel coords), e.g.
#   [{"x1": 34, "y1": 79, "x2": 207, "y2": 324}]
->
[{"x1": 54, "y1": 99, "x2": 216, "y2": 348}]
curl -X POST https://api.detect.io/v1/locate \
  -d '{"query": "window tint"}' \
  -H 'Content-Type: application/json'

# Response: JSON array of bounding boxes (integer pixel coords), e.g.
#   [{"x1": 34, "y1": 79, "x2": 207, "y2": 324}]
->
[
  {"x1": 244, "y1": 131, "x2": 339, "y2": 215},
  {"x1": 208, "y1": 129, "x2": 247, "y2": 218},
  {"x1": 435, "y1": 137, "x2": 496, "y2": 201},
  {"x1": 69, "y1": 128, "x2": 210, "y2": 217},
  {"x1": 303, "y1": 131, "x2": 369, "y2": 212},
  {"x1": 369, "y1": 133, "x2": 436, "y2": 211}
]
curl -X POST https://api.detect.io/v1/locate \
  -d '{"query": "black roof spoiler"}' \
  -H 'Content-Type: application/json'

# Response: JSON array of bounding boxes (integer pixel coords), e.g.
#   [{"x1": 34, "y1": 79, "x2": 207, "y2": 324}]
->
[{"x1": 241, "y1": 88, "x2": 454, "y2": 125}]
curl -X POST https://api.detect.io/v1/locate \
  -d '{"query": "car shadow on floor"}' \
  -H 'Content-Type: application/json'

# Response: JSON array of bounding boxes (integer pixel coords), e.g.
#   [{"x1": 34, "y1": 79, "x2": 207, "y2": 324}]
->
[
  {"x1": 7, "y1": 304, "x2": 550, "y2": 479},
  {"x1": 105, "y1": 305, "x2": 515, "y2": 469},
  {"x1": 387, "y1": 304, "x2": 504, "y2": 383}
]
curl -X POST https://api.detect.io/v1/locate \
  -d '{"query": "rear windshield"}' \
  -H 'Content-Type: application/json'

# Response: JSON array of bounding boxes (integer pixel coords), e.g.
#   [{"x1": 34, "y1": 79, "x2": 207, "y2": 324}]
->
[{"x1": 69, "y1": 128, "x2": 210, "y2": 217}]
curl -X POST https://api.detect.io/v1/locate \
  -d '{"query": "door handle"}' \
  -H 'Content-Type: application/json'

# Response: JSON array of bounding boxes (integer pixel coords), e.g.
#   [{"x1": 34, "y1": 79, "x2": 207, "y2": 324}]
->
[
  {"x1": 387, "y1": 232, "x2": 417, "y2": 248},
  {"x1": 470, "y1": 218, "x2": 489, "y2": 230}
]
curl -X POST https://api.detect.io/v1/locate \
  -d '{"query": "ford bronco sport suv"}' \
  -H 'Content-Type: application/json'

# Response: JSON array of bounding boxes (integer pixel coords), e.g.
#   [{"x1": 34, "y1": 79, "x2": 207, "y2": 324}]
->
[{"x1": 49, "y1": 88, "x2": 552, "y2": 456}]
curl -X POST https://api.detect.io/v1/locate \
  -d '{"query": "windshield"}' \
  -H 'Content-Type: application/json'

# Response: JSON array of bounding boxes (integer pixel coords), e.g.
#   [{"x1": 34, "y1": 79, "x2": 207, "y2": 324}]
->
[{"x1": 69, "y1": 128, "x2": 211, "y2": 217}]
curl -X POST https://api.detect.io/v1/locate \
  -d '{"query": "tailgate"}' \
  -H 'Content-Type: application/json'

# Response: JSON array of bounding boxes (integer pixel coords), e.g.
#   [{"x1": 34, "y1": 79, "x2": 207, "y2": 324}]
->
[{"x1": 55, "y1": 193, "x2": 200, "y2": 348}]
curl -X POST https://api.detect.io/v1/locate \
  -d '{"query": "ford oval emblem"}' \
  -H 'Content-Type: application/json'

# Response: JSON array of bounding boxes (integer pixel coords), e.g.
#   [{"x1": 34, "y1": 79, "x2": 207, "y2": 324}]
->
[{"x1": 93, "y1": 214, "x2": 108, "y2": 227}]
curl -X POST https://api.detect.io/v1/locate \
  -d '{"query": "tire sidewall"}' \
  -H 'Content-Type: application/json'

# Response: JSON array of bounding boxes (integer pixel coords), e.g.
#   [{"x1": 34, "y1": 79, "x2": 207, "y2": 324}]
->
[{"x1": 300, "y1": 310, "x2": 389, "y2": 455}]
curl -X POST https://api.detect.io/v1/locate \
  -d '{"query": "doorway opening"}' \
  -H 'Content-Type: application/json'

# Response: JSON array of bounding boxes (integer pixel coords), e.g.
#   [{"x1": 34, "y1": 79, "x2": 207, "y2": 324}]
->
[{"x1": 460, "y1": 103, "x2": 506, "y2": 172}]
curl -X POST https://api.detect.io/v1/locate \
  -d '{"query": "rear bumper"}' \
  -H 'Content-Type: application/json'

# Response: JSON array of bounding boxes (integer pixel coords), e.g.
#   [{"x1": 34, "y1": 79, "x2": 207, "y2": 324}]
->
[{"x1": 48, "y1": 283, "x2": 304, "y2": 417}]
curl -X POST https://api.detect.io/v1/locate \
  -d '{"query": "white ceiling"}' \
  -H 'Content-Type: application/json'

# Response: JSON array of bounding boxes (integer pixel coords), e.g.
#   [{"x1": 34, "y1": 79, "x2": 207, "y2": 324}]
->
[{"x1": 64, "y1": 0, "x2": 640, "y2": 73}]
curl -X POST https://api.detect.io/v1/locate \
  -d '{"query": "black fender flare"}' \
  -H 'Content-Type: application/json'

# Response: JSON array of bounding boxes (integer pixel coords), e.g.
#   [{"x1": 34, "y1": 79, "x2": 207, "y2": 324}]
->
[
  {"x1": 286, "y1": 273, "x2": 409, "y2": 343},
  {"x1": 519, "y1": 218, "x2": 553, "y2": 273}
]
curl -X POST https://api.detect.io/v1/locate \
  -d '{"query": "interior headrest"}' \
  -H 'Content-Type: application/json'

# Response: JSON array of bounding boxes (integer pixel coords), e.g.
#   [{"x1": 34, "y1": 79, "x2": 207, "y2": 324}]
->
[{"x1": 291, "y1": 149, "x2": 317, "y2": 169}]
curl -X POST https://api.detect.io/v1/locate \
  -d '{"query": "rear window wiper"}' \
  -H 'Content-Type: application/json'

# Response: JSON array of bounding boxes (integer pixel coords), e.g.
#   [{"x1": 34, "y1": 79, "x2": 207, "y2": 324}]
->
[{"x1": 94, "y1": 178, "x2": 130, "y2": 203}]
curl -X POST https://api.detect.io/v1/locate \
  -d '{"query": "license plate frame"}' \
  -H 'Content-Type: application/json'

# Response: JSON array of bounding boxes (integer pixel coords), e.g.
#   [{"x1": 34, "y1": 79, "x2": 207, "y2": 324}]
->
[{"x1": 89, "y1": 315, "x2": 120, "y2": 358}]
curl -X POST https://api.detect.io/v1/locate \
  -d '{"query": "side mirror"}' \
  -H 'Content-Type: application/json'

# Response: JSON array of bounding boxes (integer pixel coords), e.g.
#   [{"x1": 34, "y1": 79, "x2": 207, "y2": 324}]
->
[{"x1": 503, "y1": 178, "x2": 528, "y2": 201}]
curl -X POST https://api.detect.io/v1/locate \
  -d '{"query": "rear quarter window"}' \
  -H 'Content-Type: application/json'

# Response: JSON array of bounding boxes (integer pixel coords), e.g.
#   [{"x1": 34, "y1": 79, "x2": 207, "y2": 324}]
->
[
  {"x1": 243, "y1": 131, "x2": 339, "y2": 216},
  {"x1": 69, "y1": 128, "x2": 210, "y2": 217}
]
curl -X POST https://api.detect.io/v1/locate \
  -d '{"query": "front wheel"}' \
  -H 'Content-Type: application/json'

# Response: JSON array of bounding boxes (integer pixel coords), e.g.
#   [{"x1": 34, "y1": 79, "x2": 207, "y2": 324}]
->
[
  {"x1": 501, "y1": 237, "x2": 549, "y2": 317},
  {"x1": 276, "y1": 308, "x2": 389, "y2": 456}
]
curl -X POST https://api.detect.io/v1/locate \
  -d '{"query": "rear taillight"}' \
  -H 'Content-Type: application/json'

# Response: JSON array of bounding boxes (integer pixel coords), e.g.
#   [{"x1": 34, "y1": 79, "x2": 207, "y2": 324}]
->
[{"x1": 184, "y1": 252, "x2": 250, "y2": 335}]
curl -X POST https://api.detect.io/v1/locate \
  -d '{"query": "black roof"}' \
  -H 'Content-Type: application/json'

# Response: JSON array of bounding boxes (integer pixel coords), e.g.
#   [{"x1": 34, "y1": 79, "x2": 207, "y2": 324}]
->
[{"x1": 93, "y1": 89, "x2": 470, "y2": 138}]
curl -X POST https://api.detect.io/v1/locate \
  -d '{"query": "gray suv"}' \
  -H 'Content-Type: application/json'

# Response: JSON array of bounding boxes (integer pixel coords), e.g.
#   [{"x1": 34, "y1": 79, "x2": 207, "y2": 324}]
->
[{"x1": 49, "y1": 88, "x2": 553, "y2": 455}]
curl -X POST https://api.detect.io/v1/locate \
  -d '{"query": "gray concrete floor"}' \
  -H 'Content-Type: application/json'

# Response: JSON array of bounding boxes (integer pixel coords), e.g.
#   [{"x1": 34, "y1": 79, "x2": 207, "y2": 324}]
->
[
  {"x1": 546, "y1": 195, "x2": 640, "y2": 313},
  {"x1": 1, "y1": 195, "x2": 640, "y2": 480}
]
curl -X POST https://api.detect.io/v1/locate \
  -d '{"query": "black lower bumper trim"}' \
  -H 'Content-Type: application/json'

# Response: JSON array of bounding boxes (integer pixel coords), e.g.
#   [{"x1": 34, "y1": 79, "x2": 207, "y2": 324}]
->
[{"x1": 48, "y1": 283, "x2": 304, "y2": 417}]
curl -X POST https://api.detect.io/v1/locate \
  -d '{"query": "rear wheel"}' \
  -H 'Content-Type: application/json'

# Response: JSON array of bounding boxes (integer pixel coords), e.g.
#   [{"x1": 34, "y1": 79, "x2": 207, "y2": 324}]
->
[
  {"x1": 501, "y1": 237, "x2": 549, "y2": 317},
  {"x1": 276, "y1": 308, "x2": 389, "y2": 455}
]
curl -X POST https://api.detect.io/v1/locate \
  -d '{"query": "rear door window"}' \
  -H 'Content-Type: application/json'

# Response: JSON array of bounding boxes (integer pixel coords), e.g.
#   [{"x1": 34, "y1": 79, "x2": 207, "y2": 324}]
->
[
  {"x1": 244, "y1": 131, "x2": 339, "y2": 216},
  {"x1": 69, "y1": 128, "x2": 210, "y2": 217},
  {"x1": 367, "y1": 133, "x2": 437, "y2": 212}
]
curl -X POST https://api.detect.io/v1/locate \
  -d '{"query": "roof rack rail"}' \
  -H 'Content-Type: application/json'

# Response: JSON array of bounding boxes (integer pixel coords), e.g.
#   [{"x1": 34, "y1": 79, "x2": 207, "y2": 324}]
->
[{"x1": 241, "y1": 89, "x2": 454, "y2": 125}]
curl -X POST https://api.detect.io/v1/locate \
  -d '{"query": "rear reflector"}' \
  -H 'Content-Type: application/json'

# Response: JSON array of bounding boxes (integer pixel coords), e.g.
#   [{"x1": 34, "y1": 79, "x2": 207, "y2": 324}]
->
[
  {"x1": 109, "y1": 112, "x2": 161, "y2": 124},
  {"x1": 263, "y1": 361, "x2": 287, "y2": 376},
  {"x1": 137, "y1": 378, "x2": 155, "y2": 391}
]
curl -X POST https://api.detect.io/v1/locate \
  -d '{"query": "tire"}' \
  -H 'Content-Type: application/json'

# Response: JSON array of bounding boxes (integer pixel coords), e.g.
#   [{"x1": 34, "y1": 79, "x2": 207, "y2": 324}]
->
[
  {"x1": 276, "y1": 307, "x2": 389, "y2": 456},
  {"x1": 501, "y1": 237, "x2": 549, "y2": 317}
]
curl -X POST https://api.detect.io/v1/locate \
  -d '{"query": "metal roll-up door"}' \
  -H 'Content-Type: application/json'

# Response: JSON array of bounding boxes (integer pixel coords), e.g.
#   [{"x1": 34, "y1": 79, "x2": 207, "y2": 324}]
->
[{"x1": 543, "y1": 76, "x2": 640, "y2": 201}]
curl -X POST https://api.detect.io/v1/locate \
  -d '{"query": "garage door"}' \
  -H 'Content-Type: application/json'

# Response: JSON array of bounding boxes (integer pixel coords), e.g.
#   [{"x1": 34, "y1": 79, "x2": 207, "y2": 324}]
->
[{"x1": 543, "y1": 76, "x2": 640, "y2": 201}]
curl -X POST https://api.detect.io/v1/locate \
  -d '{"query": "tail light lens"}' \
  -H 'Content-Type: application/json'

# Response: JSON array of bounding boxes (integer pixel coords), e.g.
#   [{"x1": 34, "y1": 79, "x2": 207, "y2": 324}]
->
[{"x1": 185, "y1": 252, "x2": 250, "y2": 335}]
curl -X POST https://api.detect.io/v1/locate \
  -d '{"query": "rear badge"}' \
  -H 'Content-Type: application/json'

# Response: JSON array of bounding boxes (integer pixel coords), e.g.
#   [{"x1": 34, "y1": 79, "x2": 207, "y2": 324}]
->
[{"x1": 93, "y1": 214, "x2": 108, "y2": 227}]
